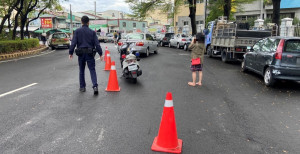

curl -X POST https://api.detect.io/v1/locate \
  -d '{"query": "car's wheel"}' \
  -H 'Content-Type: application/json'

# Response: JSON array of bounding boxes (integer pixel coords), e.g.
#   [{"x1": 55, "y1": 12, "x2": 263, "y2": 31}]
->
[
  {"x1": 207, "y1": 46, "x2": 212, "y2": 58},
  {"x1": 183, "y1": 44, "x2": 187, "y2": 51},
  {"x1": 177, "y1": 43, "x2": 180, "y2": 49},
  {"x1": 51, "y1": 46, "x2": 55, "y2": 50},
  {"x1": 160, "y1": 41, "x2": 164, "y2": 47},
  {"x1": 154, "y1": 50, "x2": 158, "y2": 54},
  {"x1": 221, "y1": 49, "x2": 228, "y2": 63},
  {"x1": 241, "y1": 59, "x2": 247, "y2": 72},
  {"x1": 264, "y1": 67, "x2": 275, "y2": 86},
  {"x1": 146, "y1": 48, "x2": 150, "y2": 57}
]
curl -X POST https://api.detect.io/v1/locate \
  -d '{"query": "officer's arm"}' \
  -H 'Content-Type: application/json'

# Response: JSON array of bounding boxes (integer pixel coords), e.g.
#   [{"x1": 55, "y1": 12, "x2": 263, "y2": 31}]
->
[
  {"x1": 69, "y1": 31, "x2": 78, "y2": 55},
  {"x1": 93, "y1": 32, "x2": 102, "y2": 56}
]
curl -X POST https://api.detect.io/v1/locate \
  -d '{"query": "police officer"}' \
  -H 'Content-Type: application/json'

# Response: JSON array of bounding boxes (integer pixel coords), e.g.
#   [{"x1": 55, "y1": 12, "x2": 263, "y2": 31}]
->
[{"x1": 69, "y1": 16, "x2": 103, "y2": 95}]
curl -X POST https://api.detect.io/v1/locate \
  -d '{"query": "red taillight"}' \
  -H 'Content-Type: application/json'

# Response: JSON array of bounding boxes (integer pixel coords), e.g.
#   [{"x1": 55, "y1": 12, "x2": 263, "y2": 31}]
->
[
  {"x1": 163, "y1": 37, "x2": 167, "y2": 40},
  {"x1": 136, "y1": 42, "x2": 144, "y2": 46},
  {"x1": 64, "y1": 38, "x2": 69, "y2": 41},
  {"x1": 52, "y1": 39, "x2": 56, "y2": 42},
  {"x1": 118, "y1": 42, "x2": 123, "y2": 46},
  {"x1": 182, "y1": 39, "x2": 186, "y2": 41},
  {"x1": 122, "y1": 54, "x2": 126, "y2": 59},
  {"x1": 236, "y1": 48, "x2": 242, "y2": 52},
  {"x1": 275, "y1": 39, "x2": 285, "y2": 60}
]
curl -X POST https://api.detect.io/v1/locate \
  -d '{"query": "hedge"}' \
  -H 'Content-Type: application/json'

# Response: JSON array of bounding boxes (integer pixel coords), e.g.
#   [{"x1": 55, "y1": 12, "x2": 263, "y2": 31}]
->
[{"x1": 0, "y1": 38, "x2": 40, "y2": 54}]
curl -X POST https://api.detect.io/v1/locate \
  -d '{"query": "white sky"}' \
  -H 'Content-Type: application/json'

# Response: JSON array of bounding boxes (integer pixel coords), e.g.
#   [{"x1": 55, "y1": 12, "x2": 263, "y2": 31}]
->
[{"x1": 60, "y1": 0, "x2": 131, "y2": 13}]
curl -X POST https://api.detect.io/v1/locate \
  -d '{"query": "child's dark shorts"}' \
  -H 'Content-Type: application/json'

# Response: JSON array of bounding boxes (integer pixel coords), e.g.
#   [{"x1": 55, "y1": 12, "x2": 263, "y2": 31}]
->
[{"x1": 190, "y1": 64, "x2": 202, "y2": 72}]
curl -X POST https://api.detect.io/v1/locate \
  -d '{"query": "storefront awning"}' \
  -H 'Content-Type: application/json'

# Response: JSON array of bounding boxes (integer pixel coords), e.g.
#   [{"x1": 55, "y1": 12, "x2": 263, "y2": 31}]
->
[
  {"x1": 89, "y1": 24, "x2": 108, "y2": 30},
  {"x1": 34, "y1": 29, "x2": 51, "y2": 33}
]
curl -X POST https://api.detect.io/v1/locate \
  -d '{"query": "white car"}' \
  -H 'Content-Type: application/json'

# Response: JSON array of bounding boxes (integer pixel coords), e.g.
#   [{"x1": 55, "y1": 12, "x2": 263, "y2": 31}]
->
[
  {"x1": 117, "y1": 33, "x2": 159, "y2": 57},
  {"x1": 169, "y1": 34, "x2": 192, "y2": 49}
]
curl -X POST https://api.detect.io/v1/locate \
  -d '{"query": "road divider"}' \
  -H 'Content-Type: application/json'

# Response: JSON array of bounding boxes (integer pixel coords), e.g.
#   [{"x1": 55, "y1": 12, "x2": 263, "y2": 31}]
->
[{"x1": 0, "y1": 83, "x2": 38, "y2": 98}]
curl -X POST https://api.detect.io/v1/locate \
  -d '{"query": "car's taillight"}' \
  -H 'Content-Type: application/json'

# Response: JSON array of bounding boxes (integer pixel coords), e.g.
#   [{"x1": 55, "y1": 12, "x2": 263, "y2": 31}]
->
[
  {"x1": 182, "y1": 39, "x2": 186, "y2": 41},
  {"x1": 236, "y1": 48, "x2": 242, "y2": 52},
  {"x1": 122, "y1": 54, "x2": 126, "y2": 59},
  {"x1": 52, "y1": 39, "x2": 56, "y2": 42},
  {"x1": 118, "y1": 42, "x2": 123, "y2": 46},
  {"x1": 163, "y1": 37, "x2": 167, "y2": 40},
  {"x1": 275, "y1": 39, "x2": 285, "y2": 60},
  {"x1": 136, "y1": 42, "x2": 144, "y2": 46}
]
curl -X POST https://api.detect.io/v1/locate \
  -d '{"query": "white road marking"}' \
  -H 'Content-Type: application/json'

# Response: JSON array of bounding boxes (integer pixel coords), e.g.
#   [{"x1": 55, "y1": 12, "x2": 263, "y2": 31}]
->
[
  {"x1": 97, "y1": 128, "x2": 105, "y2": 142},
  {"x1": 0, "y1": 83, "x2": 38, "y2": 98},
  {"x1": 0, "y1": 50, "x2": 54, "y2": 63},
  {"x1": 179, "y1": 54, "x2": 189, "y2": 56}
]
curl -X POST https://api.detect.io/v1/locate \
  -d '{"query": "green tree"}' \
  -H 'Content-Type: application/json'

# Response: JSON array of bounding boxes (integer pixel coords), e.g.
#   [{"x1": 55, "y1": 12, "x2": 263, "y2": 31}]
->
[
  {"x1": 0, "y1": 0, "x2": 21, "y2": 34},
  {"x1": 126, "y1": 0, "x2": 198, "y2": 35}
]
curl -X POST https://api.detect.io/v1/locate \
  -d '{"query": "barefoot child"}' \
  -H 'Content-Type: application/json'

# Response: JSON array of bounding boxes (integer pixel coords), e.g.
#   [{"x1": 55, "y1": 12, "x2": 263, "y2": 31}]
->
[{"x1": 188, "y1": 34, "x2": 205, "y2": 86}]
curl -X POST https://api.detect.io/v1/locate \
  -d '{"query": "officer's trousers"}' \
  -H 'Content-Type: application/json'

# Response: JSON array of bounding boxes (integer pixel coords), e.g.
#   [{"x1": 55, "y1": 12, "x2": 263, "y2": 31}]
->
[{"x1": 78, "y1": 54, "x2": 98, "y2": 88}]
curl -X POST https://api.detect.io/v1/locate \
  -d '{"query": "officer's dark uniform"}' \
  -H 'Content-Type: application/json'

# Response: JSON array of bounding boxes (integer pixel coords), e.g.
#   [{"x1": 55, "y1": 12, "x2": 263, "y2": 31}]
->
[{"x1": 69, "y1": 25, "x2": 102, "y2": 90}]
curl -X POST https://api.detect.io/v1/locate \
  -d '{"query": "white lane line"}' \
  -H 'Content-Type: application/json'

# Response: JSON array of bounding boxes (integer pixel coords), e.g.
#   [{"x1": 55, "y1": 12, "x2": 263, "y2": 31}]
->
[
  {"x1": 0, "y1": 50, "x2": 54, "y2": 63},
  {"x1": 0, "y1": 83, "x2": 38, "y2": 98}
]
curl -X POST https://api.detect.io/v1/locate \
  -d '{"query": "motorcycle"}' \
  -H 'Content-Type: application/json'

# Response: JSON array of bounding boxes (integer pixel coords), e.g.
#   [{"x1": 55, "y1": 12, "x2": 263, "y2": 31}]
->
[{"x1": 119, "y1": 42, "x2": 142, "y2": 83}]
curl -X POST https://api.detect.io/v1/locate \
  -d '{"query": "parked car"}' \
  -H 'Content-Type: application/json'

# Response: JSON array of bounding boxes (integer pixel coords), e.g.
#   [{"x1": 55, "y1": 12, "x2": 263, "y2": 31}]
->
[
  {"x1": 169, "y1": 34, "x2": 192, "y2": 49},
  {"x1": 242, "y1": 36, "x2": 300, "y2": 86},
  {"x1": 48, "y1": 32, "x2": 70, "y2": 50},
  {"x1": 106, "y1": 33, "x2": 114, "y2": 43},
  {"x1": 159, "y1": 33, "x2": 174, "y2": 47},
  {"x1": 117, "y1": 33, "x2": 158, "y2": 57},
  {"x1": 97, "y1": 32, "x2": 108, "y2": 43}
]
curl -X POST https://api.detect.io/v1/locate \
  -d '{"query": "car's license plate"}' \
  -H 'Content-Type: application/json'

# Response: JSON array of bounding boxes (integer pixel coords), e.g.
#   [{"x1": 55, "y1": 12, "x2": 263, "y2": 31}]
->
[
  {"x1": 58, "y1": 44, "x2": 63, "y2": 46},
  {"x1": 128, "y1": 64, "x2": 138, "y2": 71}
]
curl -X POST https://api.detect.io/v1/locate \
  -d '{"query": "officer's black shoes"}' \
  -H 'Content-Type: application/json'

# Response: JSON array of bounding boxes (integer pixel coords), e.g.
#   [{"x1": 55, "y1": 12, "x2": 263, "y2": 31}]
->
[
  {"x1": 93, "y1": 87, "x2": 98, "y2": 95},
  {"x1": 79, "y1": 87, "x2": 86, "y2": 92}
]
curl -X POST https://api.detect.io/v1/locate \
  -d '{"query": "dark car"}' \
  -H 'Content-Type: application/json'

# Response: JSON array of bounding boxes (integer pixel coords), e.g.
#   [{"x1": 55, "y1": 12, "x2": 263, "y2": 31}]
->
[
  {"x1": 159, "y1": 33, "x2": 174, "y2": 47},
  {"x1": 241, "y1": 36, "x2": 300, "y2": 86}
]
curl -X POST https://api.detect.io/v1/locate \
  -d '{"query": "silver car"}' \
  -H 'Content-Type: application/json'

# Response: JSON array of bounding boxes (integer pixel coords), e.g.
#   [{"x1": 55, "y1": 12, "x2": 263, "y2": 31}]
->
[
  {"x1": 169, "y1": 34, "x2": 192, "y2": 49},
  {"x1": 118, "y1": 33, "x2": 158, "y2": 57}
]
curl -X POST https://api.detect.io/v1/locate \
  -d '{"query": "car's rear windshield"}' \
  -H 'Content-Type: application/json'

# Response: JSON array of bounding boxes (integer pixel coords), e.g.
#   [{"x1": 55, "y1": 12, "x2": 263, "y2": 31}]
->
[
  {"x1": 285, "y1": 40, "x2": 300, "y2": 53},
  {"x1": 53, "y1": 33, "x2": 67, "y2": 39},
  {"x1": 165, "y1": 33, "x2": 174, "y2": 37},
  {"x1": 127, "y1": 34, "x2": 144, "y2": 40}
]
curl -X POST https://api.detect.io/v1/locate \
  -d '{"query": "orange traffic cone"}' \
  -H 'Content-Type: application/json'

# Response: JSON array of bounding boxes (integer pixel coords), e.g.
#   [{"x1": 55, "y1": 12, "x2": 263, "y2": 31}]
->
[
  {"x1": 105, "y1": 61, "x2": 121, "y2": 92},
  {"x1": 151, "y1": 92, "x2": 182, "y2": 153},
  {"x1": 104, "y1": 47, "x2": 109, "y2": 62},
  {"x1": 104, "y1": 53, "x2": 111, "y2": 71}
]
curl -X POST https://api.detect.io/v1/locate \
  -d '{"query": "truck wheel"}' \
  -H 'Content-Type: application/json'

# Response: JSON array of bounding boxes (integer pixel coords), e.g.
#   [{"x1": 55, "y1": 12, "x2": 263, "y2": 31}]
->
[
  {"x1": 207, "y1": 46, "x2": 212, "y2": 58},
  {"x1": 264, "y1": 67, "x2": 275, "y2": 86},
  {"x1": 221, "y1": 50, "x2": 228, "y2": 63}
]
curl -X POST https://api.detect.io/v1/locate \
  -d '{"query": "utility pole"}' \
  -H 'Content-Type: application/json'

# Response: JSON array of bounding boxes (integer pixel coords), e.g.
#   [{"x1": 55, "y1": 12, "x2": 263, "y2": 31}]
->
[{"x1": 70, "y1": 4, "x2": 73, "y2": 33}]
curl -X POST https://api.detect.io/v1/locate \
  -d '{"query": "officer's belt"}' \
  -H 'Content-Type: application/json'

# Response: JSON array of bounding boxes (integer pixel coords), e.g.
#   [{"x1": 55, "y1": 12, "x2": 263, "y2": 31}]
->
[{"x1": 76, "y1": 48, "x2": 94, "y2": 54}]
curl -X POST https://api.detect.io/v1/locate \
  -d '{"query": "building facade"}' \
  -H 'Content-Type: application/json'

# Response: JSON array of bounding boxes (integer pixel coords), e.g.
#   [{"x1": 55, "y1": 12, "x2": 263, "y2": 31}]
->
[
  {"x1": 174, "y1": 0, "x2": 205, "y2": 34},
  {"x1": 234, "y1": 0, "x2": 300, "y2": 21}
]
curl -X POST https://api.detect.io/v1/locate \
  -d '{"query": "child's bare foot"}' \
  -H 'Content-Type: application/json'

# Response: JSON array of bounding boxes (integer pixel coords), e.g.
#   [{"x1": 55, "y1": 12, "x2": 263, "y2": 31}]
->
[
  {"x1": 188, "y1": 82, "x2": 196, "y2": 86},
  {"x1": 196, "y1": 82, "x2": 202, "y2": 86}
]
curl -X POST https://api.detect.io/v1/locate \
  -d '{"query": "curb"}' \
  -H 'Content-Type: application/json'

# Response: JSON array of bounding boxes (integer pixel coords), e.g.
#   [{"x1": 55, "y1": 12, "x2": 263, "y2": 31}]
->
[{"x1": 0, "y1": 47, "x2": 48, "y2": 61}]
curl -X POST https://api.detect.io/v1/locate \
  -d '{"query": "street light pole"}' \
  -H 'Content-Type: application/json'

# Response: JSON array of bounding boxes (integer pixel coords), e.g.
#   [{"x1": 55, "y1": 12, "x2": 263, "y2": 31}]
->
[
  {"x1": 95, "y1": 1, "x2": 96, "y2": 21},
  {"x1": 204, "y1": 0, "x2": 208, "y2": 26}
]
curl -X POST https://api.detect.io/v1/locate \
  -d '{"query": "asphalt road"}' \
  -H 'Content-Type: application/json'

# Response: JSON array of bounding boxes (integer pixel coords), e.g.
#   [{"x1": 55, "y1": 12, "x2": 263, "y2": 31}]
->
[{"x1": 0, "y1": 43, "x2": 299, "y2": 154}]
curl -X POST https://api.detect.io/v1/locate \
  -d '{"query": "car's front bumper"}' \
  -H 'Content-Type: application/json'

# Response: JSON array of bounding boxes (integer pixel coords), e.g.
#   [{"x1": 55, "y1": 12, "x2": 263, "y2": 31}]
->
[
  {"x1": 52, "y1": 44, "x2": 69, "y2": 48},
  {"x1": 270, "y1": 65, "x2": 300, "y2": 81}
]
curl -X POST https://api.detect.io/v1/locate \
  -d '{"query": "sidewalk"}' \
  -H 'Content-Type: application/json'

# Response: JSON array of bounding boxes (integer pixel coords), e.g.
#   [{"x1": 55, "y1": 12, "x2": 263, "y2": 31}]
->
[{"x1": 0, "y1": 46, "x2": 49, "y2": 61}]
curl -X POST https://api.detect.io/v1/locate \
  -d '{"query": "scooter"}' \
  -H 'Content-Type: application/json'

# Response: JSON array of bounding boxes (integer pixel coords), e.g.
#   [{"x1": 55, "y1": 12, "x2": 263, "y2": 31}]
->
[{"x1": 120, "y1": 43, "x2": 142, "y2": 83}]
